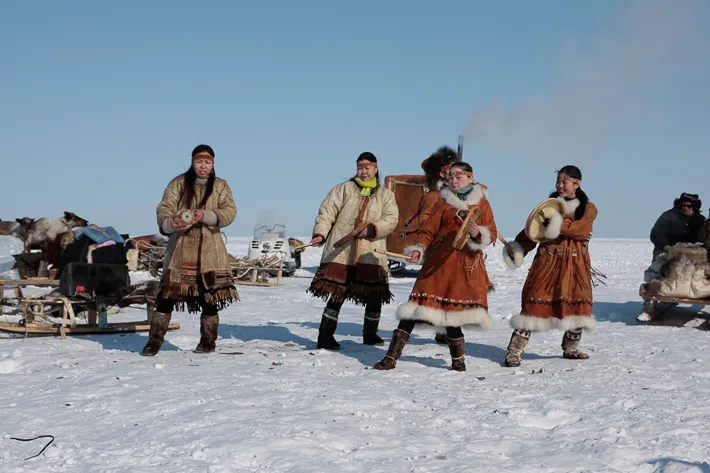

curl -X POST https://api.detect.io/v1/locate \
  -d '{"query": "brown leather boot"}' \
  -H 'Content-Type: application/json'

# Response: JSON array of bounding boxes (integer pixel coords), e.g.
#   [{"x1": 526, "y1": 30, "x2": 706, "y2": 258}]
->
[
  {"x1": 562, "y1": 329, "x2": 589, "y2": 359},
  {"x1": 504, "y1": 329, "x2": 531, "y2": 367},
  {"x1": 194, "y1": 315, "x2": 219, "y2": 353},
  {"x1": 374, "y1": 328, "x2": 410, "y2": 370},
  {"x1": 141, "y1": 312, "x2": 172, "y2": 356},
  {"x1": 434, "y1": 332, "x2": 447, "y2": 345},
  {"x1": 447, "y1": 335, "x2": 466, "y2": 371},
  {"x1": 362, "y1": 311, "x2": 384, "y2": 346},
  {"x1": 317, "y1": 308, "x2": 340, "y2": 350}
]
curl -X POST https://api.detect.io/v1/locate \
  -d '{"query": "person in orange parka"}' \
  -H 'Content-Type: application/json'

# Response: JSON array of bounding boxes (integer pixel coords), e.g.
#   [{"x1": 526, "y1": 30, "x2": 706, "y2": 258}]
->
[
  {"x1": 375, "y1": 162, "x2": 497, "y2": 372},
  {"x1": 501, "y1": 165, "x2": 598, "y2": 367},
  {"x1": 399, "y1": 146, "x2": 491, "y2": 344}
]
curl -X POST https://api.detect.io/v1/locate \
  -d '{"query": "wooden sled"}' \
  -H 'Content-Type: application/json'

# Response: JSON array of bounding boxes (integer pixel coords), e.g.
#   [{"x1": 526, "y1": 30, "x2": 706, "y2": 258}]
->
[
  {"x1": 0, "y1": 279, "x2": 180, "y2": 338},
  {"x1": 637, "y1": 283, "x2": 710, "y2": 330}
]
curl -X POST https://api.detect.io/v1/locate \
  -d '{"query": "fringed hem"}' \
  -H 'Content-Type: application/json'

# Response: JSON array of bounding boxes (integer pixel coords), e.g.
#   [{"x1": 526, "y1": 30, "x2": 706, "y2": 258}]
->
[
  {"x1": 307, "y1": 278, "x2": 394, "y2": 306},
  {"x1": 163, "y1": 285, "x2": 240, "y2": 314}
]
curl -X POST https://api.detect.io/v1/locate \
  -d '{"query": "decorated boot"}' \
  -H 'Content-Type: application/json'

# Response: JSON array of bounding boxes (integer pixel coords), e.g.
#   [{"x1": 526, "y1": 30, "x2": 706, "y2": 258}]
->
[
  {"x1": 562, "y1": 329, "x2": 589, "y2": 359},
  {"x1": 141, "y1": 312, "x2": 172, "y2": 356},
  {"x1": 504, "y1": 329, "x2": 531, "y2": 367},
  {"x1": 374, "y1": 328, "x2": 410, "y2": 370},
  {"x1": 194, "y1": 315, "x2": 219, "y2": 353},
  {"x1": 363, "y1": 311, "x2": 384, "y2": 346},
  {"x1": 317, "y1": 308, "x2": 341, "y2": 350},
  {"x1": 447, "y1": 335, "x2": 466, "y2": 371}
]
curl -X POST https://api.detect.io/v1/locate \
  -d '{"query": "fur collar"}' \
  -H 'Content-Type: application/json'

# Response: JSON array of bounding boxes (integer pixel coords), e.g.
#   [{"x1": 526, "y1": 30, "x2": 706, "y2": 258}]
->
[
  {"x1": 441, "y1": 184, "x2": 486, "y2": 210},
  {"x1": 557, "y1": 197, "x2": 580, "y2": 216}
]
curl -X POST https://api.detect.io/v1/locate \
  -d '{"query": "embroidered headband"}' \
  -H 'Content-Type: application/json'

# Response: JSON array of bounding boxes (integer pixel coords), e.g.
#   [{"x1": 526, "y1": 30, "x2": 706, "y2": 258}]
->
[
  {"x1": 192, "y1": 152, "x2": 214, "y2": 161},
  {"x1": 357, "y1": 163, "x2": 377, "y2": 170},
  {"x1": 448, "y1": 169, "x2": 473, "y2": 178}
]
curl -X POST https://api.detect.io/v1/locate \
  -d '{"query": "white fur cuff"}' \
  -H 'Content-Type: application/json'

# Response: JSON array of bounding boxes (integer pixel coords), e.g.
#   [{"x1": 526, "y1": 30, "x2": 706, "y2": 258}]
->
[
  {"x1": 466, "y1": 225, "x2": 492, "y2": 251},
  {"x1": 502, "y1": 240, "x2": 524, "y2": 269},
  {"x1": 404, "y1": 244, "x2": 426, "y2": 265},
  {"x1": 544, "y1": 212, "x2": 564, "y2": 240}
]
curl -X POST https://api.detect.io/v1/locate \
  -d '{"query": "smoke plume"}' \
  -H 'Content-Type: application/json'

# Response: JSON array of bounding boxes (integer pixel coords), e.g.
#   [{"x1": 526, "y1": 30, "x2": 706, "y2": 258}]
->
[{"x1": 464, "y1": 0, "x2": 710, "y2": 162}]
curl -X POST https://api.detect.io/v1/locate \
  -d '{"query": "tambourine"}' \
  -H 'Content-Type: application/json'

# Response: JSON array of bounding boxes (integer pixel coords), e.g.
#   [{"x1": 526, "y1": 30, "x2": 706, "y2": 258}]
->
[
  {"x1": 177, "y1": 209, "x2": 194, "y2": 227},
  {"x1": 524, "y1": 198, "x2": 566, "y2": 243}
]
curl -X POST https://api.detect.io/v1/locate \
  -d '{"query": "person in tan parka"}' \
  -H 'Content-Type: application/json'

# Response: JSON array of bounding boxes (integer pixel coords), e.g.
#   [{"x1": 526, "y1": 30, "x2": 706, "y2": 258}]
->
[
  {"x1": 307, "y1": 152, "x2": 399, "y2": 350},
  {"x1": 142, "y1": 144, "x2": 239, "y2": 356}
]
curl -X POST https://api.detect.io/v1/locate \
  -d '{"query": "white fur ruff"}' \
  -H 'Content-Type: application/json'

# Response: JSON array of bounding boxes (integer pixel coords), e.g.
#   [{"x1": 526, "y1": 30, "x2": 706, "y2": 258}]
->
[
  {"x1": 557, "y1": 197, "x2": 580, "y2": 216},
  {"x1": 509, "y1": 314, "x2": 596, "y2": 332},
  {"x1": 502, "y1": 240, "x2": 525, "y2": 269},
  {"x1": 440, "y1": 185, "x2": 485, "y2": 210},
  {"x1": 397, "y1": 302, "x2": 494, "y2": 330}
]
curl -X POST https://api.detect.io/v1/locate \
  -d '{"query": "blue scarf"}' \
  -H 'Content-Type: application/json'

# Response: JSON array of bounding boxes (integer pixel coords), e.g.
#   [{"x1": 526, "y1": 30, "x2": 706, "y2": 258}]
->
[{"x1": 454, "y1": 184, "x2": 473, "y2": 201}]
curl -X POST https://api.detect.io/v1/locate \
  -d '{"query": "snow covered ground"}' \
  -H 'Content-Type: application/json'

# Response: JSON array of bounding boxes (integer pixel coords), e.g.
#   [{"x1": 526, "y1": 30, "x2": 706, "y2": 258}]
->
[{"x1": 1, "y1": 238, "x2": 709, "y2": 472}]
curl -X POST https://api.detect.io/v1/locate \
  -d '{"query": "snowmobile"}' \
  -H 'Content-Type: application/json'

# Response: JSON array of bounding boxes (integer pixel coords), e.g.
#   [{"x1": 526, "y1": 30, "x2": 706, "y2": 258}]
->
[{"x1": 247, "y1": 211, "x2": 301, "y2": 277}]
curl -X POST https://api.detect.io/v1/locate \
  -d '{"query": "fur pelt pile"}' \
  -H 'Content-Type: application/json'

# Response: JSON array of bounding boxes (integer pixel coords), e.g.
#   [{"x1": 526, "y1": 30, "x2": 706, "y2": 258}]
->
[{"x1": 645, "y1": 255, "x2": 710, "y2": 299}]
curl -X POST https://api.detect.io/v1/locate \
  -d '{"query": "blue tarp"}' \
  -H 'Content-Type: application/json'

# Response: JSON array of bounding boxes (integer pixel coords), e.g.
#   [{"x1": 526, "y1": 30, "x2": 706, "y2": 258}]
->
[{"x1": 77, "y1": 226, "x2": 125, "y2": 245}]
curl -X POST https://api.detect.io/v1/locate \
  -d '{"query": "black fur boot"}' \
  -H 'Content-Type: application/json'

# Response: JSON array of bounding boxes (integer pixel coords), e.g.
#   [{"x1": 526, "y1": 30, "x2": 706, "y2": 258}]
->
[
  {"x1": 447, "y1": 335, "x2": 466, "y2": 371},
  {"x1": 363, "y1": 311, "x2": 384, "y2": 345},
  {"x1": 317, "y1": 308, "x2": 340, "y2": 350},
  {"x1": 141, "y1": 312, "x2": 172, "y2": 356},
  {"x1": 194, "y1": 315, "x2": 219, "y2": 353}
]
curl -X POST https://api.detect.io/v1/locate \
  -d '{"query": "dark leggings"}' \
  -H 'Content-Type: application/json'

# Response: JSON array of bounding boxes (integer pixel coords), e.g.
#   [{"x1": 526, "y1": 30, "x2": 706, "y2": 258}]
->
[
  {"x1": 326, "y1": 298, "x2": 382, "y2": 314},
  {"x1": 155, "y1": 284, "x2": 219, "y2": 316},
  {"x1": 396, "y1": 319, "x2": 463, "y2": 339}
]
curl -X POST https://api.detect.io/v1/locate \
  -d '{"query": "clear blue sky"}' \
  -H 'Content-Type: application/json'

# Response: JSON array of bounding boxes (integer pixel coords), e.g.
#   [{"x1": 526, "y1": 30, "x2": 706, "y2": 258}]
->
[{"x1": 2, "y1": 0, "x2": 708, "y2": 239}]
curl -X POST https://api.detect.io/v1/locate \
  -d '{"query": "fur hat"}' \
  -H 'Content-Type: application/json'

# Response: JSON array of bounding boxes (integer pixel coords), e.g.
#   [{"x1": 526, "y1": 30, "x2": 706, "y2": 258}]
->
[
  {"x1": 421, "y1": 146, "x2": 458, "y2": 189},
  {"x1": 675, "y1": 192, "x2": 702, "y2": 212}
]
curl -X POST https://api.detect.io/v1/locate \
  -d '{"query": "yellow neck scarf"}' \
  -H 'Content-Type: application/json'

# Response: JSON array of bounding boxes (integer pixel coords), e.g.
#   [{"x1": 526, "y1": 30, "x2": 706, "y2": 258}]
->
[{"x1": 355, "y1": 177, "x2": 377, "y2": 196}]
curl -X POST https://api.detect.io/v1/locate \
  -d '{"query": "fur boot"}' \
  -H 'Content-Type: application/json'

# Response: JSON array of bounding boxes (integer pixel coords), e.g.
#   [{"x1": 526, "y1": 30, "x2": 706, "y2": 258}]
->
[
  {"x1": 504, "y1": 329, "x2": 530, "y2": 367},
  {"x1": 447, "y1": 335, "x2": 466, "y2": 371},
  {"x1": 317, "y1": 308, "x2": 340, "y2": 350},
  {"x1": 363, "y1": 311, "x2": 384, "y2": 345},
  {"x1": 194, "y1": 315, "x2": 219, "y2": 353},
  {"x1": 562, "y1": 329, "x2": 589, "y2": 359},
  {"x1": 141, "y1": 312, "x2": 172, "y2": 356},
  {"x1": 374, "y1": 328, "x2": 410, "y2": 370}
]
